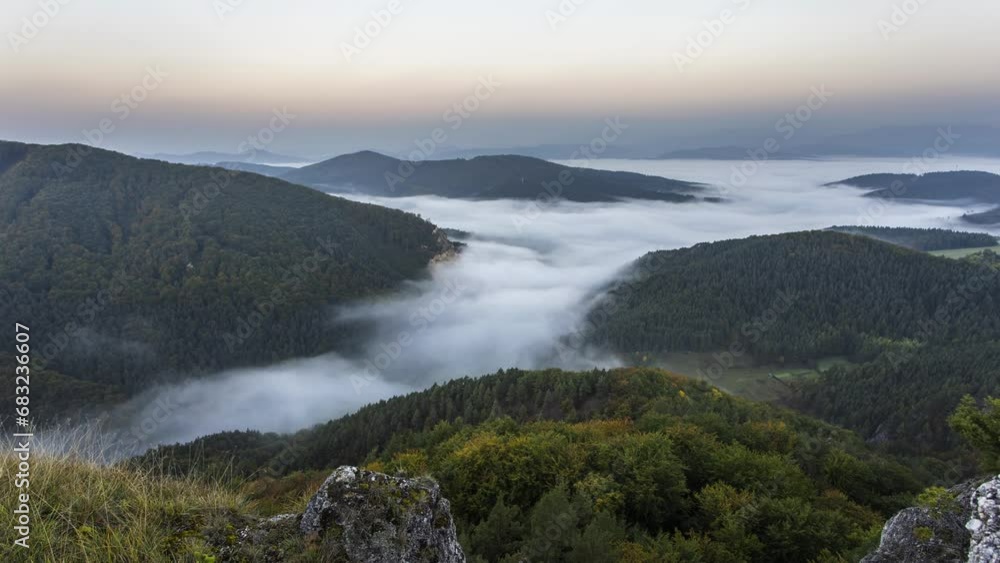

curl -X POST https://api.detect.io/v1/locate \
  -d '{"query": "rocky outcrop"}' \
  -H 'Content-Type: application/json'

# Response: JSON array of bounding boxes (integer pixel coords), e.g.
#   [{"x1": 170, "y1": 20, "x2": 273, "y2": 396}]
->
[
  {"x1": 220, "y1": 466, "x2": 465, "y2": 562},
  {"x1": 861, "y1": 505, "x2": 971, "y2": 563},
  {"x1": 429, "y1": 228, "x2": 460, "y2": 264},
  {"x1": 863, "y1": 476, "x2": 1000, "y2": 563},
  {"x1": 968, "y1": 476, "x2": 1000, "y2": 563}
]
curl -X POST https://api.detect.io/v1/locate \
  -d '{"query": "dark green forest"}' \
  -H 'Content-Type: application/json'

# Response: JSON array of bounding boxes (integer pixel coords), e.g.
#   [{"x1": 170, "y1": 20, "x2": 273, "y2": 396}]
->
[
  {"x1": 826, "y1": 225, "x2": 997, "y2": 251},
  {"x1": 965, "y1": 206, "x2": 1000, "y2": 225},
  {"x1": 827, "y1": 170, "x2": 1000, "y2": 203},
  {"x1": 796, "y1": 342, "x2": 1000, "y2": 456},
  {"x1": 140, "y1": 367, "x2": 925, "y2": 562},
  {"x1": 587, "y1": 231, "x2": 1000, "y2": 361},
  {"x1": 282, "y1": 150, "x2": 704, "y2": 202},
  {"x1": 0, "y1": 141, "x2": 450, "y2": 406},
  {"x1": 584, "y1": 231, "x2": 1000, "y2": 462}
]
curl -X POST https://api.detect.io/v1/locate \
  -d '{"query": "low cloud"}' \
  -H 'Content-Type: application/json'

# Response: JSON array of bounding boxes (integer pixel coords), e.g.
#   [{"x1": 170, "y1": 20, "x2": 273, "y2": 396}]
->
[{"x1": 108, "y1": 156, "x2": 1000, "y2": 448}]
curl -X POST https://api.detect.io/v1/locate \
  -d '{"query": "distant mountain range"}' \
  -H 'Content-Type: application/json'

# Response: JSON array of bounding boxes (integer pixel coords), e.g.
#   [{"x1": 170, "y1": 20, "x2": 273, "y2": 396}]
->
[
  {"x1": 660, "y1": 125, "x2": 1000, "y2": 160},
  {"x1": 143, "y1": 149, "x2": 311, "y2": 166},
  {"x1": 408, "y1": 144, "x2": 648, "y2": 160},
  {"x1": 279, "y1": 151, "x2": 707, "y2": 202},
  {"x1": 215, "y1": 161, "x2": 297, "y2": 177}
]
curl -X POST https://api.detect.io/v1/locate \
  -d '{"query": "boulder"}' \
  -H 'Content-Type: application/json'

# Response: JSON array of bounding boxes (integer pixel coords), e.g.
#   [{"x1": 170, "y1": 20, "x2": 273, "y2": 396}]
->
[
  {"x1": 299, "y1": 466, "x2": 465, "y2": 563},
  {"x1": 861, "y1": 506, "x2": 970, "y2": 563},
  {"x1": 968, "y1": 476, "x2": 1000, "y2": 563},
  {"x1": 863, "y1": 477, "x2": 1000, "y2": 563},
  {"x1": 221, "y1": 466, "x2": 465, "y2": 562}
]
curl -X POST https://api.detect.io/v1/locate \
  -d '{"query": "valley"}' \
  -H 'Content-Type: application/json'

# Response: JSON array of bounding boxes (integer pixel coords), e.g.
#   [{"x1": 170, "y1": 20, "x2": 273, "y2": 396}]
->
[
  {"x1": 4, "y1": 145, "x2": 1000, "y2": 562},
  {"x1": 7, "y1": 3, "x2": 1000, "y2": 560}
]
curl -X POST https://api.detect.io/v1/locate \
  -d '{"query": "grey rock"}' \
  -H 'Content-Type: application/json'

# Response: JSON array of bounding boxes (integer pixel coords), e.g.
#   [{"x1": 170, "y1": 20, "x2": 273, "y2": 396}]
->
[
  {"x1": 967, "y1": 476, "x2": 1000, "y2": 563},
  {"x1": 862, "y1": 482, "x2": 977, "y2": 563},
  {"x1": 299, "y1": 466, "x2": 466, "y2": 563},
  {"x1": 218, "y1": 466, "x2": 465, "y2": 562},
  {"x1": 861, "y1": 507, "x2": 970, "y2": 563},
  {"x1": 862, "y1": 477, "x2": 1000, "y2": 563}
]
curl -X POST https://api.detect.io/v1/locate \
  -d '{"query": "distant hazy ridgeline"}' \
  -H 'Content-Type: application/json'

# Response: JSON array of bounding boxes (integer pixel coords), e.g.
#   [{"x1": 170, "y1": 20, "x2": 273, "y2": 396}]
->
[{"x1": 281, "y1": 151, "x2": 707, "y2": 202}]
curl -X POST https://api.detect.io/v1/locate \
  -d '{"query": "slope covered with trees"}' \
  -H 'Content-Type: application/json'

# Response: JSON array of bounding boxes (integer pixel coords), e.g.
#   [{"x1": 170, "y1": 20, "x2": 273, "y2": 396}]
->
[
  {"x1": 587, "y1": 231, "x2": 1000, "y2": 362},
  {"x1": 827, "y1": 225, "x2": 997, "y2": 251},
  {"x1": 965, "y1": 206, "x2": 1000, "y2": 225},
  {"x1": 282, "y1": 151, "x2": 705, "y2": 202},
  {"x1": 797, "y1": 342, "x2": 1000, "y2": 456},
  {"x1": 140, "y1": 367, "x2": 923, "y2": 562},
  {"x1": 587, "y1": 231, "x2": 1000, "y2": 461},
  {"x1": 0, "y1": 141, "x2": 451, "y2": 403}
]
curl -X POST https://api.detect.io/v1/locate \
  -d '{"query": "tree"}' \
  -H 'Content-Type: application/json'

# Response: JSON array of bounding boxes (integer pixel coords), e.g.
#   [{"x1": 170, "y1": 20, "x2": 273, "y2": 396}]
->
[
  {"x1": 949, "y1": 395, "x2": 1000, "y2": 472},
  {"x1": 468, "y1": 497, "x2": 525, "y2": 562}
]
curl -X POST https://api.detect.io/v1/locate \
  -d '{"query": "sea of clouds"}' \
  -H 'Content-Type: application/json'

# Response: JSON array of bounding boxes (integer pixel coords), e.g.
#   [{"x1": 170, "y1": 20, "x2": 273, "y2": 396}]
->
[{"x1": 109, "y1": 156, "x2": 1000, "y2": 448}]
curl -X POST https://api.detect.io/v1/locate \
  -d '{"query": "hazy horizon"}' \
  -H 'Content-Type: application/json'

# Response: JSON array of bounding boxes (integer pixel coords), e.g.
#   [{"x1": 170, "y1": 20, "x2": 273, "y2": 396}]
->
[{"x1": 3, "y1": 0, "x2": 1000, "y2": 157}]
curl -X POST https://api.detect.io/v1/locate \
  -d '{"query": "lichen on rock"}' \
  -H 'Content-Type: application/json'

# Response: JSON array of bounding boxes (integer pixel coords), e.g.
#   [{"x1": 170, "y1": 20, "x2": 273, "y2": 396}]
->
[
  {"x1": 219, "y1": 466, "x2": 465, "y2": 562},
  {"x1": 967, "y1": 476, "x2": 1000, "y2": 563},
  {"x1": 863, "y1": 476, "x2": 1000, "y2": 563},
  {"x1": 299, "y1": 466, "x2": 465, "y2": 563}
]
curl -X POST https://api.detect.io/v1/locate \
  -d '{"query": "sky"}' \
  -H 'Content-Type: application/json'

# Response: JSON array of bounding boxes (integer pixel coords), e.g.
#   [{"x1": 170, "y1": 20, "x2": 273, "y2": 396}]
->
[{"x1": 2, "y1": 0, "x2": 999, "y2": 157}]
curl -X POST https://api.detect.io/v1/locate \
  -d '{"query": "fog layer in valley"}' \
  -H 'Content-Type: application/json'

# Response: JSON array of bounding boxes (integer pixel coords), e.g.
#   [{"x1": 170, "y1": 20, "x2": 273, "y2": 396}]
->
[{"x1": 114, "y1": 157, "x2": 1000, "y2": 448}]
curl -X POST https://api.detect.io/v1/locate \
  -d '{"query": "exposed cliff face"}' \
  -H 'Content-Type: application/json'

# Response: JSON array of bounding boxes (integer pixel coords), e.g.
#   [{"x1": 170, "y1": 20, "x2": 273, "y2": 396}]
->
[
  {"x1": 863, "y1": 476, "x2": 1000, "y2": 563},
  {"x1": 968, "y1": 477, "x2": 1000, "y2": 563},
  {"x1": 429, "y1": 228, "x2": 460, "y2": 264},
  {"x1": 861, "y1": 505, "x2": 970, "y2": 563},
  {"x1": 219, "y1": 466, "x2": 465, "y2": 562}
]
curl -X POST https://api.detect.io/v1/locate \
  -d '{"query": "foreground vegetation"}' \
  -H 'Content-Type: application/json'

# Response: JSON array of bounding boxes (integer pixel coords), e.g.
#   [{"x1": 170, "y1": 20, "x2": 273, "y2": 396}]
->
[
  {"x1": 6, "y1": 369, "x2": 998, "y2": 562},
  {"x1": 141, "y1": 367, "x2": 925, "y2": 562},
  {"x1": 0, "y1": 448, "x2": 245, "y2": 562}
]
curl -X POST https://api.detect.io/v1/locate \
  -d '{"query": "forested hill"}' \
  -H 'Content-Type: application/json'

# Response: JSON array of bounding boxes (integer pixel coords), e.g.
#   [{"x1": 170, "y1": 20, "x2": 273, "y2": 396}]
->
[
  {"x1": 827, "y1": 225, "x2": 997, "y2": 251},
  {"x1": 826, "y1": 170, "x2": 1000, "y2": 203},
  {"x1": 139, "y1": 367, "x2": 923, "y2": 562},
  {"x1": 585, "y1": 231, "x2": 1000, "y2": 459},
  {"x1": 964, "y1": 206, "x2": 1000, "y2": 225},
  {"x1": 0, "y1": 141, "x2": 451, "y2": 403},
  {"x1": 281, "y1": 150, "x2": 705, "y2": 202},
  {"x1": 587, "y1": 230, "x2": 1000, "y2": 362}
]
